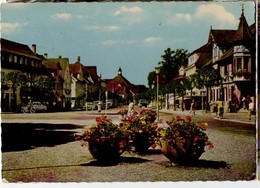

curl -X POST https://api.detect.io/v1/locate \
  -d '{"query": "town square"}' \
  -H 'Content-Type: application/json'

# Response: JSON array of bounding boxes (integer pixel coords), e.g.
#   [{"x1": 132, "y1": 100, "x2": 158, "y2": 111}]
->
[{"x1": 0, "y1": 1, "x2": 258, "y2": 188}]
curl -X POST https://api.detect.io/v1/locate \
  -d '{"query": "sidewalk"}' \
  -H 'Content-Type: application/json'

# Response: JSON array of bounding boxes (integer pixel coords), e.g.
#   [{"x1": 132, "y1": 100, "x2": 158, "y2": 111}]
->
[{"x1": 160, "y1": 108, "x2": 256, "y2": 125}]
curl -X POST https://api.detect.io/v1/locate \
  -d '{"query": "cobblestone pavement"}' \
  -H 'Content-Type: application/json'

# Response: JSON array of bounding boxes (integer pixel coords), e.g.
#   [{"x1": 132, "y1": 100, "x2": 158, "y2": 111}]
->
[{"x1": 1, "y1": 107, "x2": 257, "y2": 185}]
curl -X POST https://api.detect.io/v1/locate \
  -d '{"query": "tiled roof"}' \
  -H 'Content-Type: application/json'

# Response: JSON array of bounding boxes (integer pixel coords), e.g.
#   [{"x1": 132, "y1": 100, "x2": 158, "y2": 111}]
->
[
  {"x1": 190, "y1": 43, "x2": 212, "y2": 55},
  {"x1": 43, "y1": 61, "x2": 62, "y2": 70},
  {"x1": 209, "y1": 29, "x2": 236, "y2": 45},
  {"x1": 208, "y1": 11, "x2": 255, "y2": 45},
  {"x1": 43, "y1": 58, "x2": 70, "y2": 79},
  {"x1": 195, "y1": 52, "x2": 212, "y2": 68},
  {"x1": 85, "y1": 66, "x2": 99, "y2": 83},
  {"x1": 1, "y1": 38, "x2": 42, "y2": 60},
  {"x1": 108, "y1": 74, "x2": 132, "y2": 87}
]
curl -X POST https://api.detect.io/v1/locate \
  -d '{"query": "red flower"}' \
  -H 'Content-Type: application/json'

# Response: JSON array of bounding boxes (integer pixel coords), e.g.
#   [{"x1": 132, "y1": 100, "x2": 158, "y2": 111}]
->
[
  {"x1": 96, "y1": 117, "x2": 101, "y2": 122},
  {"x1": 186, "y1": 115, "x2": 192, "y2": 121},
  {"x1": 151, "y1": 143, "x2": 157, "y2": 149},
  {"x1": 175, "y1": 116, "x2": 182, "y2": 121}
]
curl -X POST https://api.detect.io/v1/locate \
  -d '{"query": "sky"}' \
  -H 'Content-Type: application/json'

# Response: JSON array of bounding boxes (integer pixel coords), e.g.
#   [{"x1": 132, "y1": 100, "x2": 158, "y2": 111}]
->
[{"x1": 1, "y1": 1, "x2": 256, "y2": 86}]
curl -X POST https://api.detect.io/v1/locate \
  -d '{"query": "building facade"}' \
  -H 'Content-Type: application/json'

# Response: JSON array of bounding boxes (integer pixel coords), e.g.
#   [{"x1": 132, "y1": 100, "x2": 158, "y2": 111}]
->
[{"x1": 1, "y1": 38, "x2": 53, "y2": 111}]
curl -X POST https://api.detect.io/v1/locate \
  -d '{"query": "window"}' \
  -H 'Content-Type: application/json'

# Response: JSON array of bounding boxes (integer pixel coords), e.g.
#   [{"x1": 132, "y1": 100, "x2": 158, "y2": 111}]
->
[
  {"x1": 8, "y1": 55, "x2": 13, "y2": 62},
  {"x1": 14, "y1": 56, "x2": 18, "y2": 63},
  {"x1": 244, "y1": 57, "x2": 249, "y2": 71},
  {"x1": 25, "y1": 58, "x2": 28, "y2": 65},
  {"x1": 20, "y1": 57, "x2": 24, "y2": 65},
  {"x1": 237, "y1": 58, "x2": 242, "y2": 71}
]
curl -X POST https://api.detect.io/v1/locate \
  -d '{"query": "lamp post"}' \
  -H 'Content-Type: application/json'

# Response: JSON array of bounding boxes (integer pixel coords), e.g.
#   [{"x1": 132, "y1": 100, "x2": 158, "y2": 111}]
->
[
  {"x1": 98, "y1": 74, "x2": 102, "y2": 112},
  {"x1": 155, "y1": 67, "x2": 160, "y2": 122}
]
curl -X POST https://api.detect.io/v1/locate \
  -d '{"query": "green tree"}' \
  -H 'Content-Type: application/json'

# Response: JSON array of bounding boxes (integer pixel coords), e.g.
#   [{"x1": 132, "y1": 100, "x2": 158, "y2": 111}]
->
[
  {"x1": 3, "y1": 71, "x2": 28, "y2": 110},
  {"x1": 33, "y1": 75, "x2": 55, "y2": 103},
  {"x1": 194, "y1": 67, "x2": 220, "y2": 112},
  {"x1": 147, "y1": 71, "x2": 157, "y2": 89},
  {"x1": 158, "y1": 48, "x2": 189, "y2": 83}
]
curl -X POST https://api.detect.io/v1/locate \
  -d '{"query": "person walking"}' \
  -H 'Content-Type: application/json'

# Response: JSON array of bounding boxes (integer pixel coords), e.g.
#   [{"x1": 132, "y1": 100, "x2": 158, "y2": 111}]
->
[
  {"x1": 248, "y1": 100, "x2": 254, "y2": 120},
  {"x1": 190, "y1": 100, "x2": 195, "y2": 115},
  {"x1": 127, "y1": 101, "x2": 134, "y2": 117},
  {"x1": 217, "y1": 99, "x2": 223, "y2": 118}
]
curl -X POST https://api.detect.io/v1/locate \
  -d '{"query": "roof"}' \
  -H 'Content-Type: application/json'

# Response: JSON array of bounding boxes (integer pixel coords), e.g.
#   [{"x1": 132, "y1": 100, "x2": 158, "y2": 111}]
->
[
  {"x1": 43, "y1": 57, "x2": 70, "y2": 79},
  {"x1": 43, "y1": 61, "x2": 62, "y2": 70},
  {"x1": 234, "y1": 11, "x2": 254, "y2": 41},
  {"x1": 108, "y1": 74, "x2": 132, "y2": 87},
  {"x1": 190, "y1": 43, "x2": 212, "y2": 55},
  {"x1": 1, "y1": 38, "x2": 42, "y2": 60},
  {"x1": 195, "y1": 52, "x2": 212, "y2": 68},
  {"x1": 84, "y1": 66, "x2": 99, "y2": 83},
  {"x1": 208, "y1": 29, "x2": 236, "y2": 45},
  {"x1": 208, "y1": 11, "x2": 255, "y2": 45}
]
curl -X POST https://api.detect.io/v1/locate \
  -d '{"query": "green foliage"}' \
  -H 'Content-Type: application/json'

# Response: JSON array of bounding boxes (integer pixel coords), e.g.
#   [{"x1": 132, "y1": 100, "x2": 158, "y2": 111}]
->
[
  {"x1": 33, "y1": 75, "x2": 55, "y2": 92},
  {"x1": 158, "y1": 48, "x2": 189, "y2": 83},
  {"x1": 3, "y1": 71, "x2": 28, "y2": 89},
  {"x1": 194, "y1": 67, "x2": 220, "y2": 89},
  {"x1": 147, "y1": 71, "x2": 156, "y2": 89}
]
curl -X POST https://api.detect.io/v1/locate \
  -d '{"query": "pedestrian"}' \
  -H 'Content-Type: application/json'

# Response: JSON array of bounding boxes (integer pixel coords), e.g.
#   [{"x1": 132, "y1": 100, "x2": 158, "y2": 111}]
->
[
  {"x1": 190, "y1": 100, "x2": 195, "y2": 115},
  {"x1": 217, "y1": 99, "x2": 223, "y2": 118},
  {"x1": 127, "y1": 100, "x2": 134, "y2": 116},
  {"x1": 248, "y1": 100, "x2": 254, "y2": 120},
  {"x1": 28, "y1": 99, "x2": 32, "y2": 111}
]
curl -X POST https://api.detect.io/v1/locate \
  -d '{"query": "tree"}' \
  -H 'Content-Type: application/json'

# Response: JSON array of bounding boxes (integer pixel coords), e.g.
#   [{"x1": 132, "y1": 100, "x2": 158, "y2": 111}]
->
[
  {"x1": 158, "y1": 48, "x2": 189, "y2": 83},
  {"x1": 33, "y1": 75, "x2": 55, "y2": 103},
  {"x1": 3, "y1": 71, "x2": 28, "y2": 110},
  {"x1": 193, "y1": 67, "x2": 220, "y2": 112},
  {"x1": 147, "y1": 71, "x2": 157, "y2": 89}
]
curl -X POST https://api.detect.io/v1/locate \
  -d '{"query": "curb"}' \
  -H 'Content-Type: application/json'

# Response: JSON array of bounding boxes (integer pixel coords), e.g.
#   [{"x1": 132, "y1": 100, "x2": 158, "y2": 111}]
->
[{"x1": 213, "y1": 117, "x2": 256, "y2": 125}]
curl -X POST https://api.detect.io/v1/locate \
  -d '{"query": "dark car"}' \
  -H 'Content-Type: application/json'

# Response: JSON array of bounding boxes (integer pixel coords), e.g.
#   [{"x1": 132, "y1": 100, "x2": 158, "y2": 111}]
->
[{"x1": 138, "y1": 99, "x2": 148, "y2": 107}]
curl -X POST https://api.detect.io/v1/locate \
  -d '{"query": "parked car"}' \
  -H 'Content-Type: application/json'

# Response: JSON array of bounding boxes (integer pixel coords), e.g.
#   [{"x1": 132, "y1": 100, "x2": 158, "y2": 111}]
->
[
  {"x1": 138, "y1": 99, "x2": 148, "y2": 107},
  {"x1": 30, "y1": 101, "x2": 47, "y2": 113}
]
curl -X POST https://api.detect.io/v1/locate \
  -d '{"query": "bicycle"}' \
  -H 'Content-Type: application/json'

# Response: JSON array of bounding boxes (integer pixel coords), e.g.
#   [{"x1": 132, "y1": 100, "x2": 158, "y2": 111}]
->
[{"x1": 21, "y1": 105, "x2": 36, "y2": 113}]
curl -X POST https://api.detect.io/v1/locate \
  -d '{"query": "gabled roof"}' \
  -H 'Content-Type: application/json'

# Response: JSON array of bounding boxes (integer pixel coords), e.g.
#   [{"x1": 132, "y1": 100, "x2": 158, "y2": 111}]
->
[
  {"x1": 43, "y1": 61, "x2": 62, "y2": 70},
  {"x1": 188, "y1": 43, "x2": 212, "y2": 68},
  {"x1": 1, "y1": 38, "x2": 42, "y2": 60},
  {"x1": 85, "y1": 66, "x2": 99, "y2": 84},
  {"x1": 195, "y1": 52, "x2": 212, "y2": 68},
  {"x1": 190, "y1": 43, "x2": 212, "y2": 55},
  {"x1": 208, "y1": 10, "x2": 255, "y2": 46},
  {"x1": 43, "y1": 57, "x2": 70, "y2": 80},
  {"x1": 108, "y1": 74, "x2": 132, "y2": 87},
  {"x1": 208, "y1": 29, "x2": 236, "y2": 45}
]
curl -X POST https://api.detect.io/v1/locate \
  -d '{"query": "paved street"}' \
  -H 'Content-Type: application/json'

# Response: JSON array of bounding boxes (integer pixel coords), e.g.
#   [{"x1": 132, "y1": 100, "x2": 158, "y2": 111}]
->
[{"x1": 1, "y1": 107, "x2": 257, "y2": 182}]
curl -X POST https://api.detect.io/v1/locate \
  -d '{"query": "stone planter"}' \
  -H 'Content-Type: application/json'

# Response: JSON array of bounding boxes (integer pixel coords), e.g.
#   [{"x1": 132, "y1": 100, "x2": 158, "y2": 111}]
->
[
  {"x1": 88, "y1": 136, "x2": 127, "y2": 164},
  {"x1": 133, "y1": 132, "x2": 151, "y2": 153},
  {"x1": 160, "y1": 139, "x2": 205, "y2": 165}
]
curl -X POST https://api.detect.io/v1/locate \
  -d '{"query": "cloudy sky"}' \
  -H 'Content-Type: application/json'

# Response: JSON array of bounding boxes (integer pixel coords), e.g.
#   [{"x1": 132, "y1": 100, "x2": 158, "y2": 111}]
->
[{"x1": 1, "y1": 2, "x2": 255, "y2": 86}]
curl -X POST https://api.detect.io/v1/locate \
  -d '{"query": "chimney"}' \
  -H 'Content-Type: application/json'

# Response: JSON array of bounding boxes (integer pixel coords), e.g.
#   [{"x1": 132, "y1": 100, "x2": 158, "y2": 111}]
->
[
  {"x1": 77, "y1": 56, "x2": 80, "y2": 63},
  {"x1": 44, "y1": 53, "x2": 48, "y2": 59},
  {"x1": 32, "y1": 44, "x2": 36, "y2": 54}
]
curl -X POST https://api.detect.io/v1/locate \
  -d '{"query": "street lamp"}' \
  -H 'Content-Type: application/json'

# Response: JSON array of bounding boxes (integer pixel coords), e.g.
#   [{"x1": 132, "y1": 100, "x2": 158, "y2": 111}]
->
[
  {"x1": 155, "y1": 67, "x2": 160, "y2": 122},
  {"x1": 98, "y1": 74, "x2": 102, "y2": 112}
]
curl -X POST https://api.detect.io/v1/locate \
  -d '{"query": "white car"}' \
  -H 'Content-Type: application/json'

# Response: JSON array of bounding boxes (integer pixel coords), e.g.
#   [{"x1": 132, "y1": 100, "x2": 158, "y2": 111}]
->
[{"x1": 31, "y1": 102, "x2": 47, "y2": 112}]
